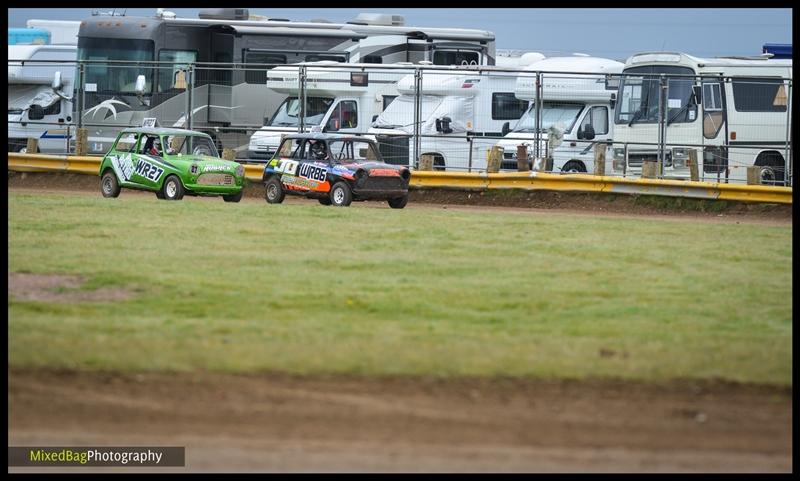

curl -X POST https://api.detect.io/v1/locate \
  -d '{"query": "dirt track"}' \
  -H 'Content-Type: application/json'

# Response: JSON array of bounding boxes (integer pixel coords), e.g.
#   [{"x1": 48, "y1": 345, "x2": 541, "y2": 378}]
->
[
  {"x1": 8, "y1": 369, "x2": 792, "y2": 472},
  {"x1": 7, "y1": 172, "x2": 793, "y2": 225}
]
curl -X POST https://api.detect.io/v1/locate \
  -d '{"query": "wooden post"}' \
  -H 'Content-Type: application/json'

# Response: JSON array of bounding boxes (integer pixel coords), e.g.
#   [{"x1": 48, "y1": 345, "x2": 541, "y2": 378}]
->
[
  {"x1": 593, "y1": 143, "x2": 606, "y2": 176},
  {"x1": 641, "y1": 160, "x2": 658, "y2": 179},
  {"x1": 222, "y1": 148, "x2": 236, "y2": 161},
  {"x1": 487, "y1": 146, "x2": 502, "y2": 173},
  {"x1": 419, "y1": 154, "x2": 434, "y2": 171},
  {"x1": 75, "y1": 128, "x2": 88, "y2": 156},
  {"x1": 687, "y1": 149, "x2": 699, "y2": 182},
  {"x1": 746, "y1": 166, "x2": 762, "y2": 185},
  {"x1": 25, "y1": 138, "x2": 38, "y2": 154},
  {"x1": 516, "y1": 145, "x2": 529, "y2": 172}
]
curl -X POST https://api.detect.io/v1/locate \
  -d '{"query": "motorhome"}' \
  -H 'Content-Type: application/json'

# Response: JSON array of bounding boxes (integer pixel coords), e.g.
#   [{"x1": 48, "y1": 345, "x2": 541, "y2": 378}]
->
[
  {"x1": 8, "y1": 44, "x2": 77, "y2": 153},
  {"x1": 369, "y1": 69, "x2": 527, "y2": 171},
  {"x1": 494, "y1": 56, "x2": 624, "y2": 173},
  {"x1": 71, "y1": 8, "x2": 497, "y2": 155},
  {"x1": 247, "y1": 62, "x2": 414, "y2": 161},
  {"x1": 25, "y1": 20, "x2": 81, "y2": 45},
  {"x1": 612, "y1": 52, "x2": 792, "y2": 185}
]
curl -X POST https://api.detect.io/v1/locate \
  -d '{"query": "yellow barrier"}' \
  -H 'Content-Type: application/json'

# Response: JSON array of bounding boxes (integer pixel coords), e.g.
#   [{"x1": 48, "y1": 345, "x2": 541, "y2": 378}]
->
[{"x1": 8, "y1": 154, "x2": 793, "y2": 204}]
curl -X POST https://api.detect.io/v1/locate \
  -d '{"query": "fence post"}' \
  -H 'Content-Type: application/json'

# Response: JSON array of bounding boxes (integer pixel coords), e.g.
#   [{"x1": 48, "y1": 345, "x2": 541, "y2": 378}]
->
[
  {"x1": 419, "y1": 154, "x2": 434, "y2": 171},
  {"x1": 534, "y1": 71, "x2": 542, "y2": 160},
  {"x1": 77, "y1": 62, "x2": 84, "y2": 132},
  {"x1": 298, "y1": 65, "x2": 307, "y2": 133},
  {"x1": 687, "y1": 149, "x2": 699, "y2": 182},
  {"x1": 658, "y1": 74, "x2": 668, "y2": 179},
  {"x1": 641, "y1": 160, "x2": 658, "y2": 179},
  {"x1": 187, "y1": 64, "x2": 194, "y2": 131},
  {"x1": 516, "y1": 144, "x2": 529, "y2": 172},
  {"x1": 746, "y1": 166, "x2": 762, "y2": 185},
  {"x1": 593, "y1": 143, "x2": 605, "y2": 176},
  {"x1": 785, "y1": 79, "x2": 792, "y2": 186},
  {"x1": 487, "y1": 146, "x2": 502, "y2": 173},
  {"x1": 75, "y1": 128, "x2": 88, "y2": 156},
  {"x1": 413, "y1": 68, "x2": 422, "y2": 169},
  {"x1": 26, "y1": 138, "x2": 38, "y2": 154}
]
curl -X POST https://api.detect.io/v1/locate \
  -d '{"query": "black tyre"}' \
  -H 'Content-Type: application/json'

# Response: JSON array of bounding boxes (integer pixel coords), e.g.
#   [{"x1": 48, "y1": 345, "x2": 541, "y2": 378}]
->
[
  {"x1": 562, "y1": 161, "x2": 587, "y2": 173},
  {"x1": 388, "y1": 194, "x2": 408, "y2": 209},
  {"x1": 162, "y1": 175, "x2": 185, "y2": 201},
  {"x1": 759, "y1": 164, "x2": 785, "y2": 186},
  {"x1": 330, "y1": 181, "x2": 353, "y2": 207},
  {"x1": 100, "y1": 170, "x2": 121, "y2": 198},
  {"x1": 265, "y1": 177, "x2": 285, "y2": 204},
  {"x1": 223, "y1": 190, "x2": 244, "y2": 203},
  {"x1": 318, "y1": 197, "x2": 332, "y2": 206}
]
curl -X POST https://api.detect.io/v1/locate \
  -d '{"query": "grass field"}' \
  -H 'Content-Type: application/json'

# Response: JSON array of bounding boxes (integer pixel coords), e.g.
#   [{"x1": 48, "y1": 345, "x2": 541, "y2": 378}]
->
[{"x1": 7, "y1": 191, "x2": 793, "y2": 385}]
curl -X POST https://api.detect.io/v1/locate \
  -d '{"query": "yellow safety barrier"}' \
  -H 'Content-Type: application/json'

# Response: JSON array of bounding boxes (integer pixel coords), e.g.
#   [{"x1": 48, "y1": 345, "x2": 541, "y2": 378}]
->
[{"x1": 8, "y1": 154, "x2": 793, "y2": 204}]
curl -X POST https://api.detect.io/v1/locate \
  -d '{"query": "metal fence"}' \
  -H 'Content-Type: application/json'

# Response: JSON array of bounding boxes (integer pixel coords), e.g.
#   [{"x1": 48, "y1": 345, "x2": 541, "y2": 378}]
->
[{"x1": 7, "y1": 59, "x2": 793, "y2": 186}]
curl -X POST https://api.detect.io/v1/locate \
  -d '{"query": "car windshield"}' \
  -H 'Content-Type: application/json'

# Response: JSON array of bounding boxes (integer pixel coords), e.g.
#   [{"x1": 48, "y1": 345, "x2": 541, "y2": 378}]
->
[
  {"x1": 164, "y1": 134, "x2": 219, "y2": 158},
  {"x1": 512, "y1": 102, "x2": 584, "y2": 134},
  {"x1": 328, "y1": 139, "x2": 381, "y2": 163},
  {"x1": 372, "y1": 95, "x2": 443, "y2": 130},
  {"x1": 269, "y1": 96, "x2": 334, "y2": 127}
]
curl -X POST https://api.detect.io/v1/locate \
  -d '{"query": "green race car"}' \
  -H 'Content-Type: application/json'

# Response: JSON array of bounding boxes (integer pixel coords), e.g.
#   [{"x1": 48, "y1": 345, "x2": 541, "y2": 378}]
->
[{"x1": 98, "y1": 127, "x2": 245, "y2": 202}]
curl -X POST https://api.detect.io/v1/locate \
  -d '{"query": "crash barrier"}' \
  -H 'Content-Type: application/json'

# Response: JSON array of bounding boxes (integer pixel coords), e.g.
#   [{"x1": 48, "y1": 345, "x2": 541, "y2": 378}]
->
[{"x1": 8, "y1": 153, "x2": 792, "y2": 205}]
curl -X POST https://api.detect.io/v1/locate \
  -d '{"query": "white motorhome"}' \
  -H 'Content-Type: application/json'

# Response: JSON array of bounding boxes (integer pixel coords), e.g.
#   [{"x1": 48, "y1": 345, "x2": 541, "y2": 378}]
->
[
  {"x1": 495, "y1": 56, "x2": 624, "y2": 173},
  {"x1": 369, "y1": 69, "x2": 527, "y2": 171},
  {"x1": 247, "y1": 62, "x2": 414, "y2": 161},
  {"x1": 25, "y1": 20, "x2": 81, "y2": 45},
  {"x1": 612, "y1": 52, "x2": 792, "y2": 185},
  {"x1": 8, "y1": 44, "x2": 77, "y2": 153}
]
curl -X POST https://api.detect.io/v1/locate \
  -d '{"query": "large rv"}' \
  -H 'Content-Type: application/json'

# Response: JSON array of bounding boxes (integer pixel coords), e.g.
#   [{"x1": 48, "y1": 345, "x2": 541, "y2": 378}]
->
[
  {"x1": 495, "y1": 56, "x2": 624, "y2": 173},
  {"x1": 247, "y1": 62, "x2": 415, "y2": 161},
  {"x1": 369, "y1": 68, "x2": 527, "y2": 171},
  {"x1": 8, "y1": 44, "x2": 77, "y2": 153},
  {"x1": 612, "y1": 52, "x2": 792, "y2": 185},
  {"x1": 71, "y1": 8, "x2": 496, "y2": 155}
]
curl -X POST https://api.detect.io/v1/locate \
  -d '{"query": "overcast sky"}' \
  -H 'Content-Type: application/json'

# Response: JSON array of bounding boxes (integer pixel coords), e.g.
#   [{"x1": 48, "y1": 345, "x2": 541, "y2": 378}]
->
[{"x1": 8, "y1": 8, "x2": 792, "y2": 60}]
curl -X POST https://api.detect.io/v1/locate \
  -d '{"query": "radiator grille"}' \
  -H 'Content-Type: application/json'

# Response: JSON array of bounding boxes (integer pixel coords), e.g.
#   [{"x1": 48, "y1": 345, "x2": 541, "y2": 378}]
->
[{"x1": 197, "y1": 173, "x2": 234, "y2": 185}]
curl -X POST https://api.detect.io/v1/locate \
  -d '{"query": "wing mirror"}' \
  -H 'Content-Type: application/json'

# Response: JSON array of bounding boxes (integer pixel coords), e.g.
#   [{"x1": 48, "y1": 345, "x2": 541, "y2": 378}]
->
[
  {"x1": 51, "y1": 71, "x2": 72, "y2": 101},
  {"x1": 435, "y1": 116, "x2": 453, "y2": 134},
  {"x1": 582, "y1": 124, "x2": 596, "y2": 140},
  {"x1": 501, "y1": 121, "x2": 510, "y2": 136}
]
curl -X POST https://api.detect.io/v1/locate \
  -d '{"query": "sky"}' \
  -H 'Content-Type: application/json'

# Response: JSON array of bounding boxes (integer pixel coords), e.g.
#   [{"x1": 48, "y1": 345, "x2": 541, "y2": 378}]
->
[{"x1": 7, "y1": 8, "x2": 792, "y2": 60}]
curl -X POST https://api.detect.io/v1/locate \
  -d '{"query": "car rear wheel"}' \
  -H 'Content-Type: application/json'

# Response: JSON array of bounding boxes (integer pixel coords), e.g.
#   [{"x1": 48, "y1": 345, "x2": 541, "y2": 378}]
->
[
  {"x1": 265, "y1": 177, "x2": 285, "y2": 204},
  {"x1": 162, "y1": 175, "x2": 184, "y2": 201},
  {"x1": 330, "y1": 181, "x2": 352, "y2": 207},
  {"x1": 100, "y1": 170, "x2": 121, "y2": 198},
  {"x1": 388, "y1": 194, "x2": 408, "y2": 209},
  {"x1": 223, "y1": 190, "x2": 243, "y2": 203}
]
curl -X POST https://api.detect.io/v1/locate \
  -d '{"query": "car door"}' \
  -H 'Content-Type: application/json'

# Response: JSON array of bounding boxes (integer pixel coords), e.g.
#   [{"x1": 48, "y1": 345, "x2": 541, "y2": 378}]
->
[{"x1": 130, "y1": 134, "x2": 168, "y2": 189}]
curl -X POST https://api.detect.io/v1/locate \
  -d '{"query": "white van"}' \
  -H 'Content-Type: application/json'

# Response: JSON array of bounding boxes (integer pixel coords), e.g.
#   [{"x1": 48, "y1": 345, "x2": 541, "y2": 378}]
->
[
  {"x1": 369, "y1": 69, "x2": 527, "y2": 171},
  {"x1": 246, "y1": 62, "x2": 414, "y2": 161},
  {"x1": 495, "y1": 56, "x2": 624, "y2": 173},
  {"x1": 612, "y1": 52, "x2": 792, "y2": 185},
  {"x1": 8, "y1": 44, "x2": 76, "y2": 153}
]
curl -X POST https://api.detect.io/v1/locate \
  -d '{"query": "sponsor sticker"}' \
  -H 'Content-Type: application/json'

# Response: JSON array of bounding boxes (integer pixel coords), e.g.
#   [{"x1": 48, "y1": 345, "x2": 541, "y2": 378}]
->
[
  {"x1": 368, "y1": 169, "x2": 401, "y2": 177},
  {"x1": 110, "y1": 153, "x2": 135, "y2": 182}
]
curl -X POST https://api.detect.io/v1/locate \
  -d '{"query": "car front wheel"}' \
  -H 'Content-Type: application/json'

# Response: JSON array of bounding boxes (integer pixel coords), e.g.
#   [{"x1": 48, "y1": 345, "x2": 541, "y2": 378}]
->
[
  {"x1": 265, "y1": 177, "x2": 285, "y2": 204},
  {"x1": 388, "y1": 194, "x2": 408, "y2": 209},
  {"x1": 100, "y1": 171, "x2": 121, "y2": 198},
  {"x1": 162, "y1": 175, "x2": 185, "y2": 201},
  {"x1": 223, "y1": 190, "x2": 243, "y2": 203},
  {"x1": 330, "y1": 181, "x2": 352, "y2": 207}
]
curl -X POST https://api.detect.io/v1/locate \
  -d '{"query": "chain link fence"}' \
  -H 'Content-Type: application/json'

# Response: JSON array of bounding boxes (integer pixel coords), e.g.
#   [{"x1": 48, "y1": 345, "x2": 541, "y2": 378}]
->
[{"x1": 8, "y1": 59, "x2": 793, "y2": 186}]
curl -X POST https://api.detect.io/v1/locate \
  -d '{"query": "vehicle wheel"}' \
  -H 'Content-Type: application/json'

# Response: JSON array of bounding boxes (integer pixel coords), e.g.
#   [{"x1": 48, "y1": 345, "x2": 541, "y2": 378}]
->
[
  {"x1": 318, "y1": 197, "x2": 332, "y2": 206},
  {"x1": 330, "y1": 181, "x2": 352, "y2": 207},
  {"x1": 161, "y1": 175, "x2": 185, "y2": 201},
  {"x1": 100, "y1": 170, "x2": 121, "y2": 198},
  {"x1": 265, "y1": 177, "x2": 285, "y2": 204},
  {"x1": 388, "y1": 194, "x2": 408, "y2": 209},
  {"x1": 223, "y1": 190, "x2": 243, "y2": 203},
  {"x1": 562, "y1": 160, "x2": 587, "y2": 173}
]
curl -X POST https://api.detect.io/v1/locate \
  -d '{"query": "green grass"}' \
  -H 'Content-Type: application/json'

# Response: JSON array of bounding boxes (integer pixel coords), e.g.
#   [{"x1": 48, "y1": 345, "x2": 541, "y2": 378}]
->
[{"x1": 8, "y1": 192, "x2": 793, "y2": 385}]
